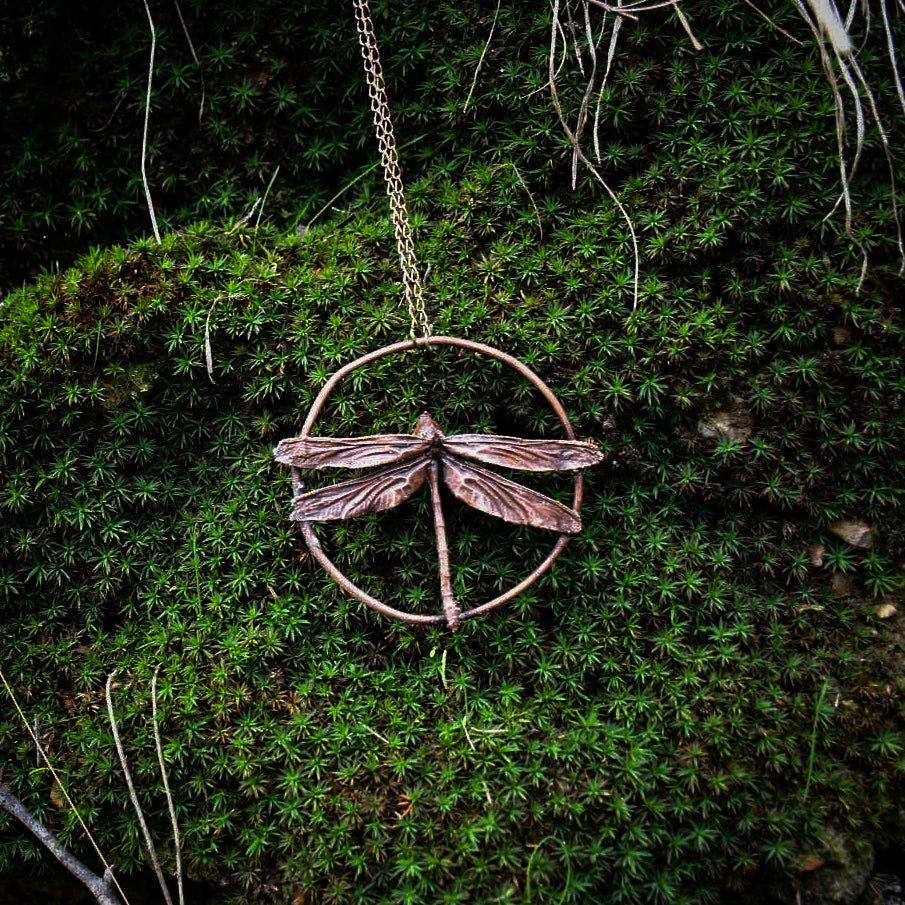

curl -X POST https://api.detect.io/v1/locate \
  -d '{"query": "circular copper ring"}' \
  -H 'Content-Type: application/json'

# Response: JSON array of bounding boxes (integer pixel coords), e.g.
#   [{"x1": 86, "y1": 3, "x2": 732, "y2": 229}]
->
[{"x1": 295, "y1": 336, "x2": 584, "y2": 625}]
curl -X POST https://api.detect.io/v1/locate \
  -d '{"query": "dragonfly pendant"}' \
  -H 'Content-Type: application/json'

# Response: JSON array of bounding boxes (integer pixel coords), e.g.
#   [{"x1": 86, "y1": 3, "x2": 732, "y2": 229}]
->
[{"x1": 274, "y1": 413, "x2": 603, "y2": 630}]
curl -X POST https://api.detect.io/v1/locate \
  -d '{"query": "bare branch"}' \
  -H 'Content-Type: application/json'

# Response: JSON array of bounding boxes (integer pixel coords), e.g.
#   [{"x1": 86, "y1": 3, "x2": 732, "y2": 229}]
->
[
  {"x1": 0, "y1": 783, "x2": 124, "y2": 905},
  {"x1": 0, "y1": 667, "x2": 127, "y2": 903}
]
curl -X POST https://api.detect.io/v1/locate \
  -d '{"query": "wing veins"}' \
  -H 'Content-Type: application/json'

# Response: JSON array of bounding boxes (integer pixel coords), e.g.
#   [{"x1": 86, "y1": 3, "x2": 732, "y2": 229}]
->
[
  {"x1": 290, "y1": 455, "x2": 430, "y2": 521},
  {"x1": 440, "y1": 454, "x2": 582, "y2": 533},
  {"x1": 442, "y1": 434, "x2": 603, "y2": 471},
  {"x1": 274, "y1": 434, "x2": 428, "y2": 469}
]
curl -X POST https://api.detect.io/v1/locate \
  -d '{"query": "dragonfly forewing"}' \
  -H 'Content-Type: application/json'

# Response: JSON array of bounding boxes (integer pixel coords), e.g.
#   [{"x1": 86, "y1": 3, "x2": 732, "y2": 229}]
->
[
  {"x1": 275, "y1": 434, "x2": 428, "y2": 469},
  {"x1": 443, "y1": 435, "x2": 604, "y2": 471},
  {"x1": 441, "y1": 454, "x2": 582, "y2": 533},
  {"x1": 291, "y1": 455, "x2": 431, "y2": 521}
]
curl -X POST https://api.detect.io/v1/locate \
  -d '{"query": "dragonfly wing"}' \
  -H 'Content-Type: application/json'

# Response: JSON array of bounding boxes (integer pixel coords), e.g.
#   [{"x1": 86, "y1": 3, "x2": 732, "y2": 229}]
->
[
  {"x1": 291, "y1": 456, "x2": 430, "y2": 521},
  {"x1": 441, "y1": 455, "x2": 582, "y2": 533},
  {"x1": 275, "y1": 434, "x2": 427, "y2": 469},
  {"x1": 443, "y1": 435, "x2": 604, "y2": 471}
]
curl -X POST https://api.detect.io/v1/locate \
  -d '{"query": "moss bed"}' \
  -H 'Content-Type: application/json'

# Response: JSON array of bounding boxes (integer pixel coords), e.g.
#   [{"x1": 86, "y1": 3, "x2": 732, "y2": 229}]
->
[{"x1": 2, "y1": 1, "x2": 905, "y2": 903}]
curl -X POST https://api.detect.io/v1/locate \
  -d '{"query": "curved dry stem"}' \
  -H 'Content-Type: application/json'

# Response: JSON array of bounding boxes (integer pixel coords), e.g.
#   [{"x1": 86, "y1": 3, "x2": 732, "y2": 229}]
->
[
  {"x1": 672, "y1": 3, "x2": 703, "y2": 49},
  {"x1": 153, "y1": 668, "x2": 184, "y2": 905},
  {"x1": 140, "y1": 0, "x2": 161, "y2": 244},
  {"x1": 740, "y1": 0, "x2": 804, "y2": 43},
  {"x1": 501, "y1": 162, "x2": 543, "y2": 239},
  {"x1": 172, "y1": 0, "x2": 206, "y2": 123},
  {"x1": 805, "y1": 0, "x2": 854, "y2": 54},
  {"x1": 589, "y1": 0, "x2": 678, "y2": 12},
  {"x1": 844, "y1": 0, "x2": 857, "y2": 30},
  {"x1": 105, "y1": 672, "x2": 174, "y2": 905},
  {"x1": 593, "y1": 14, "x2": 622, "y2": 162},
  {"x1": 549, "y1": 0, "x2": 640, "y2": 311},
  {"x1": 848, "y1": 53, "x2": 905, "y2": 273},
  {"x1": 881, "y1": 0, "x2": 905, "y2": 117},
  {"x1": 464, "y1": 0, "x2": 502, "y2": 110},
  {"x1": 571, "y1": 3, "x2": 602, "y2": 185},
  {"x1": 837, "y1": 52, "x2": 867, "y2": 192},
  {"x1": 793, "y1": 0, "x2": 868, "y2": 286}
]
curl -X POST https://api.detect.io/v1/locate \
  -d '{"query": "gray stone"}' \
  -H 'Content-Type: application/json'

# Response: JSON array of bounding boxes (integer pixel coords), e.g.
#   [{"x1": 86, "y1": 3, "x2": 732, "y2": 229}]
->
[
  {"x1": 829, "y1": 520, "x2": 874, "y2": 549},
  {"x1": 697, "y1": 397, "x2": 753, "y2": 443},
  {"x1": 797, "y1": 828, "x2": 874, "y2": 905}
]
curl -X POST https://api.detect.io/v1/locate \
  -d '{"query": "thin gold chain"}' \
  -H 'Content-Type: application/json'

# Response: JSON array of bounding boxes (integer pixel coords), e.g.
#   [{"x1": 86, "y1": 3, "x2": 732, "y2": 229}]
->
[{"x1": 352, "y1": 0, "x2": 431, "y2": 339}]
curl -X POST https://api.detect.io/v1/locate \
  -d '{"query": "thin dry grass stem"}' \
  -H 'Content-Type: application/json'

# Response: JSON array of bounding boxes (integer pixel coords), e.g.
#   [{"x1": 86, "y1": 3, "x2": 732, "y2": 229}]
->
[
  {"x1": 152, "y1": 669, "x2": 184, "y2": 905},
  {"x1": 226, "y1": 198, "x2": 263, "y2": 234},
  {"x1": 881, "y1": 0, "x2": 905, "y2": 115},
  {"x1": 253, "y1": 165, "x2": 281, "y2": 253},
  {"x1": 549, "y1": 0, "x2": 640, "y2": 311},
  {"x1": 171, "y1": 0, "x2": 206, "y2": 123},
  {"x1": 565, "y1": 0, "x2": 587, "y2": 75},
  {"x1": 553, "y1": 9, "x2": 570, "y2": 75},
  {"x1": 837, "y1": 53, "x2": 867, "y2": 188},
  {"x1": 524, "y1": 11, "x2": 570, "y2": 99},
  {"x1": 592, "y1": 0, "x2": 702, "y2": 48},
  {"x1": 740, "y1": 0, "x2": 805, "y2": 43},
  {"x1": 88, "y1": 96, "x2": 128, "y2": 134},
  {"x1": 825, "y1": 60, "x2": 870, "y2": 286},
  {"x1": 673, "y1": 4, "x2": 703, "y2": 49},
  {"x1": 848, "y1": 54, "x2": 905, "y2": 272},
  {"x1": 460, "y1": 713, "x2": 477, "y2": 751},
  {"x1": 464, "y1": 0, "x2": 502, "y2": 110},
  {"x1": 0, "y1": 667, "x2": 131, "y2": 905},
  {"x1": 583, "y1": 0, "x2": 601, "y2": 71},
  {"x1": 844, "y1": 0, "x2": 857, "y2": 29},
  {"x1": 881, "y1": 0, "x2": 905, "y2": 271},
  {"x1": 589, "y1": 2, "x2": 639, "y2": 20},
  {"x1": 513, "y1": 164, "x2": 543, "y2": 239},
  {"x1": 571, "y1": 4, "x2": 605, "y2": 185},
  {"x1": 361, "y1": 724, "x2": 391, "y2": 744},
  {"x1": 805, "y1": 0, "x2": 854, "y2": 52},
  {"x1": 496, "y1": 162, "x2": 543, "y2": 239},
  {"x1": 140, "y1": 0, "x2": 161, "y2": 244},
  {"x1": 830, "y1": 63, "x2": 869, "y2": 288},
  {"x1": 204, "y1": 294, "x2": 223, "y2": 382},
  {"x1": 791, "y1": 0, "x2": 869, "y2": 286},
  {"x1": 594, "y1": 13, "x2": 623, "y2": 162},
  {"x1": 581, "y1": 0, "x2": 901, "y2": 289},
  {"x1": 105, "y1": 672, "x2": 175, "y2": 905},
  {"x1": 588, "y1": 0, "x2": 690, "y2": 14}
]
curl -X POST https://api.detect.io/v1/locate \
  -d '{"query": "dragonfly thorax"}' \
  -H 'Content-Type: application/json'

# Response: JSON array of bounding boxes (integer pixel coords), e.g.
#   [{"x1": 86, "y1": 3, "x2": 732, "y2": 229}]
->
[{"x1": 414, "y1": 413, "x2": 445, "y2": 448}]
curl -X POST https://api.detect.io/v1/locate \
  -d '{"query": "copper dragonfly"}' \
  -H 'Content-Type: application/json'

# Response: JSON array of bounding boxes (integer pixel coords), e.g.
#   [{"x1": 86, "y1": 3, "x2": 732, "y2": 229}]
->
[{"x1": 274, "y1": 413, "x2": 603, "y2": 629}]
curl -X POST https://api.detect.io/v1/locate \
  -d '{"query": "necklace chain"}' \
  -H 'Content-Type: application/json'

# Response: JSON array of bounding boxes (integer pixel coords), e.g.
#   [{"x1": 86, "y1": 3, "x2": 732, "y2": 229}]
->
[{"x1": 352, "y1": 0, "x2": 431, "y2": 339}]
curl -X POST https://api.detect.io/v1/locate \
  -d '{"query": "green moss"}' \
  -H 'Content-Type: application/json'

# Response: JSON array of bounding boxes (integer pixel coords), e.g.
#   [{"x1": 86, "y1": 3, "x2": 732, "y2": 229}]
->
[
  {"x1": 2, "y1": 2, "x2": 905, "y2": 904},
  {"x1": 99, "y1": 359, "x2": 164, "y2": 409}
]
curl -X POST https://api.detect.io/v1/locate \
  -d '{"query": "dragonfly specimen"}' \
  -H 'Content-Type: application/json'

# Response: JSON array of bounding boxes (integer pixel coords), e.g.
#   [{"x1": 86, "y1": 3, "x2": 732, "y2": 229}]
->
[{"x1": 274, "y1": 413, "x2": 604, "y2": 629}]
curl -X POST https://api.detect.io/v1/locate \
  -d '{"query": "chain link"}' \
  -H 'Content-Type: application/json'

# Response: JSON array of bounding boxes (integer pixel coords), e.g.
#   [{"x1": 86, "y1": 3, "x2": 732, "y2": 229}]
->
[{"x1": 352, "y1": 0, "x2": 431, "y2": 339}]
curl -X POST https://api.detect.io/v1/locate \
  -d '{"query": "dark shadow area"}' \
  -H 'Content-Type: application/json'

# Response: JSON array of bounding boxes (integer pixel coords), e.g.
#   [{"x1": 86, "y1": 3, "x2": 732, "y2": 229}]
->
[{"x1": 0, "y1": 866, "x2": 225, "y2": 905}]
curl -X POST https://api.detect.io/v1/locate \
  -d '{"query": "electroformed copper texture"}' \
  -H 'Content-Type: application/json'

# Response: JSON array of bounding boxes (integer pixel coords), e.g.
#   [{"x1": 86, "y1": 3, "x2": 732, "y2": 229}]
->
[{"x1": 274, "y1": 336, "x2": 600, "y2": 630}]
